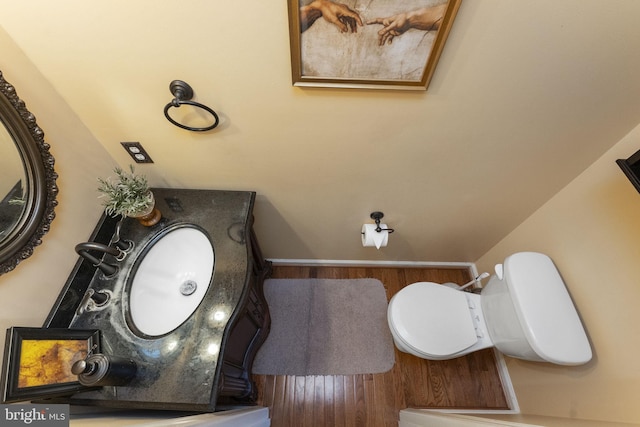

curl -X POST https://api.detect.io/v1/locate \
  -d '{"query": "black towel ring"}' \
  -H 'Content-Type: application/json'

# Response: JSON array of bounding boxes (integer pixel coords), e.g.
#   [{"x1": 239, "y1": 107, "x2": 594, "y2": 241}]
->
[{"x1": 163, "y1": 80, "x2": 219, "y2": 132}]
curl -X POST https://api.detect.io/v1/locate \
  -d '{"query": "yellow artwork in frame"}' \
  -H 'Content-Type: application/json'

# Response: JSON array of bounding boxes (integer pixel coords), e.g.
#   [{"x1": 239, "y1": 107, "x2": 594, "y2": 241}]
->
[
  {"x1": 18, "y1": 339, "x2": 89, "y2": 388},
  {"x1": 1, "y1": 327, "x2": 100, "y2": 403}
]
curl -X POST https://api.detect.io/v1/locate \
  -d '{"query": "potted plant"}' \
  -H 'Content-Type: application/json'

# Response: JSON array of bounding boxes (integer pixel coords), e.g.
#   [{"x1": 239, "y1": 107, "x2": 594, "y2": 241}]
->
[{"x1": 97, "y1": 165, "x2": 161, "y2": 226}]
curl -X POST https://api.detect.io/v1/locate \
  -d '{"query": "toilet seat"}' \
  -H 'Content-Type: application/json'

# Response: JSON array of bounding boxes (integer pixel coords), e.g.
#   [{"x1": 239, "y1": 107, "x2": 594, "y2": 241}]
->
[{"x1": 388, "y1": 282, "x2": 478, "y2": 357}]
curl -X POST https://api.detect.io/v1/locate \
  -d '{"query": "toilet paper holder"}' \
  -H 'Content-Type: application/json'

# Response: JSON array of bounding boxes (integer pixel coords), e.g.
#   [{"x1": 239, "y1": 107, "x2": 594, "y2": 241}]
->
[{"x1": 366, "y1": 212, "x2": 395, "y2": 233}]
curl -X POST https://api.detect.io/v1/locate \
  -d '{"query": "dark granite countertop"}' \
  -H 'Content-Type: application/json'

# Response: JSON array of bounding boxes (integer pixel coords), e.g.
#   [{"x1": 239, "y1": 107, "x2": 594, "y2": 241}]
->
[{"x1": 44, "y1": 188, "x2": 257, "y2": 411}]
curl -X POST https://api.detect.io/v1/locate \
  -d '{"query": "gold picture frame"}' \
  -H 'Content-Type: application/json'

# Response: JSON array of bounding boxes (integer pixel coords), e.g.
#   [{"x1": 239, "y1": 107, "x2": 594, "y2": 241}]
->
[
  {"x1": 288, "y1": 0, "x2": 462, "y2": 90},
  {"x1": 1, "y1": 327, "x2": 100, "y2": 403}
]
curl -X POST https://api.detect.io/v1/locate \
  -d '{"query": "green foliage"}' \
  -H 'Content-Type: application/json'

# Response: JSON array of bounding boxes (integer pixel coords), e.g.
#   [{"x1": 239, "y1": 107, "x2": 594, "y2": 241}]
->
[
  {"x1": 8, "y1": 197, "x2": 25, "y2": 206},
  {"x1": 97, "y1": 165, "x2": 152, "y2": 217}
]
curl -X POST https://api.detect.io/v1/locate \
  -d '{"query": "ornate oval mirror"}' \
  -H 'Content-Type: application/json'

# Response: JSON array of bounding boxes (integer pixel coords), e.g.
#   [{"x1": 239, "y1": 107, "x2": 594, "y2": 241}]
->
[{"x1": 0, "y1": 71, "x2": 57, "y2": 274}]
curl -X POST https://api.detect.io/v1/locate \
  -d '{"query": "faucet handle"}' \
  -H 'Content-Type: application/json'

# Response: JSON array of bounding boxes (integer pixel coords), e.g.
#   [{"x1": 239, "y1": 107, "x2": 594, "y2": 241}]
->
[
  {"x1": 114, "y1": 241, "x2": 133, "y2": 260},
  {"x1": 112, "y1": 217, "x2": 134, "y2": 260}
]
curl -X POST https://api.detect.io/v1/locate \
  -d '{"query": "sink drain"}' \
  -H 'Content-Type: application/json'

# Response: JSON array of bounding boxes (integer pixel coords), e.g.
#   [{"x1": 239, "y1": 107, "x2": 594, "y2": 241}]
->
[{"x1": 180, "y1": 280, "x2": 198, "y2": 296}]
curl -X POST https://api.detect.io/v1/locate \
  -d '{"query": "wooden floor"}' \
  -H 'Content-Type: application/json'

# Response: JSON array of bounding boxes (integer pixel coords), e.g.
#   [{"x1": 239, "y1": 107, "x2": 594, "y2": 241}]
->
[{"x1": 252, "y1": 265, "x2": 509, "y2": 427}]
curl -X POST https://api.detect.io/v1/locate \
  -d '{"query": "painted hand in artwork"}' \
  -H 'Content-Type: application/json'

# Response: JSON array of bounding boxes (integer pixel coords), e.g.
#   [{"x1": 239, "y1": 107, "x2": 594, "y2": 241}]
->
[
  {"x1": 300, "y1": 0, "x2": 363, "y2": 33},
  {"x1": 366, "y1": 4, "x2": 446, "y2": 46}
]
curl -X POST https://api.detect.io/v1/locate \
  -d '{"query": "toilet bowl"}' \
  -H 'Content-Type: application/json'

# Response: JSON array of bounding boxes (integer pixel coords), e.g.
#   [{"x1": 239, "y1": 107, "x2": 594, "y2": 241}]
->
[
  {"x1": 388, "y1": 282, "x2": 493, "y2": 360},
  {"x1": 387, "y1": 252, "x2": 592, "y2": 365}
]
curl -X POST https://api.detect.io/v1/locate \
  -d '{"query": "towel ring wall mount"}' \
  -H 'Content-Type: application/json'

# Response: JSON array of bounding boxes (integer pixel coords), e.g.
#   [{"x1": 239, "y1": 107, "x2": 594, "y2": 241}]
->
[{"x1": 163, "y1": 80, "x2": 219, "y2": 132}]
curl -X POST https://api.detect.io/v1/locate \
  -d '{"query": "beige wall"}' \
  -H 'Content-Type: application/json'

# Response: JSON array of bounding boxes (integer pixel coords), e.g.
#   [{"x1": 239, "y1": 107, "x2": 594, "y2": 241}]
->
[
  {"x1": 0, "y1": 27, "x2": 117, "y2": 352},
  {"x1": 2, "y1": 1, "x2": 640, "y2": 263},
  {"x1": 475, "y1": 123, "x2": 640, "y2": 424}
]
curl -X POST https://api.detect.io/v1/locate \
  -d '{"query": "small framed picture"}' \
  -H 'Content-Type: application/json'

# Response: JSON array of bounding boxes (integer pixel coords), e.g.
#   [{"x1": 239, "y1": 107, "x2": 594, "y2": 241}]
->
[
  {"x1": 1, "y1": 327, "x2": 100, "y2": 403},
  {"x1": 288, "y1": 0, "x2": 462, "y2": 90}
]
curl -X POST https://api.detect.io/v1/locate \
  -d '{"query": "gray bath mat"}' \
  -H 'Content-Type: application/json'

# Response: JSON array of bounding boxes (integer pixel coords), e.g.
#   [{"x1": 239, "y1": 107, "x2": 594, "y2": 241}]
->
[{"x1": 252, "y1": 278, "x2": 395, "y2": 376}]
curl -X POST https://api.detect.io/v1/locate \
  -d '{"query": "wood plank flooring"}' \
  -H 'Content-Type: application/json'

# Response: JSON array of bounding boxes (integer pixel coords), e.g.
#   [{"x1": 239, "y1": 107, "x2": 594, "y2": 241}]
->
[{"x1": 252, "y1": 265, "x2": 509, "y2": 427}]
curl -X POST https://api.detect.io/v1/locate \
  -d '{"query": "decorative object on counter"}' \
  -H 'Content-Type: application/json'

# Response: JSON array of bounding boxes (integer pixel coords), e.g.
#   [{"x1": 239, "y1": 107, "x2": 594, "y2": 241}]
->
[
  {"x1": 97, "y1": 165, "x2": 161, "y2": 226},
  {"x1": 71, "y1": 353, "x2": 137, "y2": 387},
  {"x1": 361, "y1": 211, "x2": 394, "y2": 249},
  {"x1": 616, "y1": 148, "x2": 640, "y2": 194},
  {"x1": 129, "y1": 191, "x2": 162, "y2": 226},
  {"x1": 163, "y1": 80, "x2": 219, "y2": 132},
  {"x1": 1, "y1": 327, "x2": 100, "y2": 403},
  {"x1": 0, "y1": 70, "x2": 58, "y2": 275}
]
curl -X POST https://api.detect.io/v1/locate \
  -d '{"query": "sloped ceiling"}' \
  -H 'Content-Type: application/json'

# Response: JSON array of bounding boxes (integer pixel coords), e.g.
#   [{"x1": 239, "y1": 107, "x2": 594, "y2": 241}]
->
[{"x1": 2, "y1": 0, "x2": 640, "y2": 262}]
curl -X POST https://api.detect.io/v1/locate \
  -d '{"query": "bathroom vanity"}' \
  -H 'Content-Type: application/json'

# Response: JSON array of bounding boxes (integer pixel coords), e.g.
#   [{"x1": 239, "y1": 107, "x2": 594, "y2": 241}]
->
[{"x1": 41, "y1": 189, "x2": 271, "y2": 412}]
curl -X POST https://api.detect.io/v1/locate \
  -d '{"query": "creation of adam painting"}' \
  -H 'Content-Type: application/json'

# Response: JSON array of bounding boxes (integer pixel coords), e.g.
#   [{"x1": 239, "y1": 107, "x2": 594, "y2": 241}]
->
[{"x1": 289, "y1": 0, "x2": 462, "y2": 90}]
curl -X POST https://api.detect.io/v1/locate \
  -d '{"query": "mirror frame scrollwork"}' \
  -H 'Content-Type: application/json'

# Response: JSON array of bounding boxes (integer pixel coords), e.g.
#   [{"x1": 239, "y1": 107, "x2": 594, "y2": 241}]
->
[{"x1": 0, "y1": 71, "x2": 58, "y2": 275}]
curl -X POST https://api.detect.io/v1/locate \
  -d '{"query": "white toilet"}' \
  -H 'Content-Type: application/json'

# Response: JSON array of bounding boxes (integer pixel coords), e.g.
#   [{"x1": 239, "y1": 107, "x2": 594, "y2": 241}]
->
[{"x1": 387, "y1": 252, "x2": 592, "y2": 365}]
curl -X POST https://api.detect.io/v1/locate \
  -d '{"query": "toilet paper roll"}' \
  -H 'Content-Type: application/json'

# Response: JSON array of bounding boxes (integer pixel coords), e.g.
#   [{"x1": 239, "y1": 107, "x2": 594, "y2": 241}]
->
[{"x1": 361, "y1": 224, "x2": 389, "y2": 249}]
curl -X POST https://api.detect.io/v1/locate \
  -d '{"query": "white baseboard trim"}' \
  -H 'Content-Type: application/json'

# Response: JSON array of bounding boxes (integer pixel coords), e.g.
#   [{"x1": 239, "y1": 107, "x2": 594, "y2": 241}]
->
[
  {"x1": 267, "y1": 258, "x2": 519, "y2": 415},
  {"x1": 494, "y1": 349, "x2": 520, "y2": 413},
  {"x1": 268, "y1": 258, "x2": 476, "y2": 269}
]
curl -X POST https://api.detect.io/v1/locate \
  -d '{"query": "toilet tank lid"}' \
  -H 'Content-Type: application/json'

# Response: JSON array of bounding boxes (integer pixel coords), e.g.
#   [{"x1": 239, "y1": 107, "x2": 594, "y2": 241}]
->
[{"x1": 504, "y1": 252, "x2": 592, "y2": 365}]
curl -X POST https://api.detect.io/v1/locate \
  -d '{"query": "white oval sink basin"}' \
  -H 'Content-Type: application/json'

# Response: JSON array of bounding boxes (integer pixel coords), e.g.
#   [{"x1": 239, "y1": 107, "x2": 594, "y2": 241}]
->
[{"x1": 128, "y1": 226, "x2": 214, "y2": 337}]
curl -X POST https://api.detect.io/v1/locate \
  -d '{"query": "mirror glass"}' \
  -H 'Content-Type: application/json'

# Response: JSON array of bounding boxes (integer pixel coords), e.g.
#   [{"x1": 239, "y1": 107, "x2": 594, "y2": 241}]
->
[
  {"x1": 0, "y1": 123, "x2": 27, "y2": 240},
  {"x1": 0, "y1": 71, "x2": 57, "y2": 275}
]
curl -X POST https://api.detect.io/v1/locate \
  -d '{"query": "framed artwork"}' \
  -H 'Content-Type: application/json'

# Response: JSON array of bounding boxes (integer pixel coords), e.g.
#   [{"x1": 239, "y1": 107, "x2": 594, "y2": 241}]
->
[
  {"x1": 616, "y1": 148, "x2": 640, "y2": 194},
  {"x1": 1, "y1": 327, "x2": 100, "y2": 403},
  {"x1": 288, "y1": 0, "x2": 462, "y2": 90}
]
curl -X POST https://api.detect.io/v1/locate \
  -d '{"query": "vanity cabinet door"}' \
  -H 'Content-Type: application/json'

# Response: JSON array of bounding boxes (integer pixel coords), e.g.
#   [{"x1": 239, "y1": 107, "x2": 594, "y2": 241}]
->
[
  {"x1": 218, "y1": 272, "x2": 270, "y2": 402},
  {"x1": 217, "y1": 228, "x2": 271, "y2": 406},
  {"x1": 224, "y1": 290, "x2": 262, "y2": 369}
]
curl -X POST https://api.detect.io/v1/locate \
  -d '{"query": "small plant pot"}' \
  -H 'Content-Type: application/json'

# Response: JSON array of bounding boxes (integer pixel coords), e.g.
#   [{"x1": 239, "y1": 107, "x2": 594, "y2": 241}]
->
[{"x1": 130, "y1": 192, "x2": 162, "y2": 227}]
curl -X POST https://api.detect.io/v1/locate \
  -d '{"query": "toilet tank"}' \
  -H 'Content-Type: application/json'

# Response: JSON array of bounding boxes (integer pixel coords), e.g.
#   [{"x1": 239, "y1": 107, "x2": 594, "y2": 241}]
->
[{"x1": 481, "y1": 252, "x2": 592, "y2": 365}]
